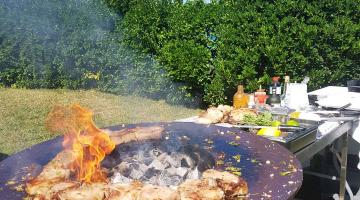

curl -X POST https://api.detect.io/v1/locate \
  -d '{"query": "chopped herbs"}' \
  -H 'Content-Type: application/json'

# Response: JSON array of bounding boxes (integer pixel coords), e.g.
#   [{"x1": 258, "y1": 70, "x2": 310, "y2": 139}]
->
[
  {"x1": 232, "y1": 155, "x2": 241, "y2": 162},
  {"x1": 225, "y1": 166, "x2": 241, "y2": 172},
  {"x1": 226, "y1": 131, "x2": 237, "y2": 135},
  {"x1": 228, "y1": 141, "x2": 239, "y2": 146},
  {"x1": 280, "y1": 171, "x2": 292, "y2": 176},
  {"x1": 204, "y1": 138, "x2": 214, "y2": 144},
  {"x1": 242, "y1": 112, "x2": 273, "y2": 126},
  {"x1": 231, "y1": 171, "x2": 242, "y2": 176}
]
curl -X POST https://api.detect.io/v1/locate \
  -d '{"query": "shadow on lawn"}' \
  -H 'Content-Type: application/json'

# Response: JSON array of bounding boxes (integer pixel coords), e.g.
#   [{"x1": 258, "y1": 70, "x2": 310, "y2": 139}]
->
[{"x1": 0, "y1": 153, "x2": 8, "y2": 162}]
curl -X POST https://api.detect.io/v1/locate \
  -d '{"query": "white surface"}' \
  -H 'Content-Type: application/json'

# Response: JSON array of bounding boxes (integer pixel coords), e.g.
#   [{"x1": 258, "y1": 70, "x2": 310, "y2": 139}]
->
[
  {"x1": 309, "y1": 86, "x2": 360, "y2": 111},
  {"x1": 308, "y1": 86, "x2": 348, "y2": 96},
  {"x1": 298, "y1": 112, "x2": 321, "y2": 122},
  {"x1": 317, "y1": 122, "x2": 341, "y2": 139}
]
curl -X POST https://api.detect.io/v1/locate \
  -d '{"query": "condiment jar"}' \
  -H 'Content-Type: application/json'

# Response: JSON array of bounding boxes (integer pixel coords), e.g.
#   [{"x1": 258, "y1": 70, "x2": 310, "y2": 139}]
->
[
  {"x1": 233, "y1": 85, "x2": 249, "y2": 109},
  {"x1": 255, "y1": 88, "x2": 267, "y2": 106}
]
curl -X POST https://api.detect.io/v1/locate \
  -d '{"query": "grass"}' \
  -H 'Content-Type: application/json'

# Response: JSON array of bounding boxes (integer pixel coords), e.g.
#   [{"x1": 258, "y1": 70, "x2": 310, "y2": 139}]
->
[{"x1": 0, "y1": 88, "x2": 199, "y2": 156}]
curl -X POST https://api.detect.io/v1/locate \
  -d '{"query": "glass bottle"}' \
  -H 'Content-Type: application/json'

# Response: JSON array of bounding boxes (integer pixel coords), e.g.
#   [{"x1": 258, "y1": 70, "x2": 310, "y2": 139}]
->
[
  {"x1": 281, "y1": 76, "x2": 290, "y2": 107},
  {"x1": 255, "y1": 87, "x2": 268, "y2": 106},
  {"x1": 267, "y1": 77, "x2": 281, "y2": 107},
  {"x1": 233, "y1": 85, "x2": 248, "y2": 109},
  {"x1": 248, "y1": 93, "x2": 255, "y2": 108}
]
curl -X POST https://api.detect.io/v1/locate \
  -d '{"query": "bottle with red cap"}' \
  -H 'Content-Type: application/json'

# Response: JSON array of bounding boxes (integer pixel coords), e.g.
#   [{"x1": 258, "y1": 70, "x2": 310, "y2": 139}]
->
[{"x1": 267, "y1": 76, "x2": 281, "y2": 107}]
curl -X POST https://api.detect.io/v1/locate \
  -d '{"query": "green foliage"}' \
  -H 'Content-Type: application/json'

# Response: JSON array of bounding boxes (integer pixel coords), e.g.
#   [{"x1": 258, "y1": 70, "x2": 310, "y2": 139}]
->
[
  {"x1": 1, "y1": 0, "x2": 359, "y2": 106},
  {"x1": 116, "y1": 0, "x2": 360, "y2": 105},
  {"x1": 0, "y1": 0, "x2": 194, "y2": 105}
]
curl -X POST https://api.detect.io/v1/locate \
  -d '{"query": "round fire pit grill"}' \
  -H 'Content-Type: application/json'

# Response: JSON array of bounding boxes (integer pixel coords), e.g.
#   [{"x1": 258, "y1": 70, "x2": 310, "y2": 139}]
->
[{"x1": 0, "y1": 122, "x2": 302, "y2": 200}]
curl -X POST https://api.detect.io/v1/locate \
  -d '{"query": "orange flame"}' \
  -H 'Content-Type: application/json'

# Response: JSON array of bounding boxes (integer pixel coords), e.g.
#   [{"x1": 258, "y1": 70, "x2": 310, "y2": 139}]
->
[{"x1": 45, "y1": 104, "x2": 115, "y2": 183}]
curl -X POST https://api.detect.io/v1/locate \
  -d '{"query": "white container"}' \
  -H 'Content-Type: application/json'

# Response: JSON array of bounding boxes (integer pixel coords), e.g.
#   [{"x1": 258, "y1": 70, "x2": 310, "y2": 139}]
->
[{"x1": 286, "y1": 83, "x2": 309, "y2": 111}]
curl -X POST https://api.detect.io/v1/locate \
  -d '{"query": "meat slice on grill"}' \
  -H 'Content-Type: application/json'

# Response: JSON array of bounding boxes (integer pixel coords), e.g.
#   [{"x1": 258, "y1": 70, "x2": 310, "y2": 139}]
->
[
  {"x1": 202, "y1": 169, "x2": 248, "y2": 198},
  {"x1": 139, "y1": 184, "x2": 180, "y2": 200},
  {"x1": 26, "y1": 150, "x2": 76, "y2": 199},
  {"x1": 107, "y1": 181, "x2": 142, "y2": 200},
  {"x1": 26, "y1": 181, "x2": 79, "y2": 200},
  {"x1": 178, "y1": 179, "x2": 225, "y2": 200},
  {"x1": 107, "y1": 181, "x2": 180, "y2": 200},
  {"x1": 56, "y1": 182, "x2": 109, "y2": 200},
  {"x1": 106, "y1": 126, "x2": 164, "y2": 145}
]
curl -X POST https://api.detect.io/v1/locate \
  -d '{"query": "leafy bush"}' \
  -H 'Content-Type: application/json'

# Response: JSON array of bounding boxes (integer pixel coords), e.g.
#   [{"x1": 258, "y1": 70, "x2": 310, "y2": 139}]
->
[
  {"x1": 114, "y1": 0, "x2": 359, "y2": 105},
  {"x1": 1, "y1": 0, "x2": 359, "y2": 106},
  {"x1": 0, "y1": 0, "x2": 194, "y2": 105}
]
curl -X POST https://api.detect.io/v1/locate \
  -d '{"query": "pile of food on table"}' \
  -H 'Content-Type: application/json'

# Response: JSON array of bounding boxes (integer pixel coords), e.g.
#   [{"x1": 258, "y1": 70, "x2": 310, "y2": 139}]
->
[{"x1": 197, "y1": 76, "x2": 305, "y2": 137}]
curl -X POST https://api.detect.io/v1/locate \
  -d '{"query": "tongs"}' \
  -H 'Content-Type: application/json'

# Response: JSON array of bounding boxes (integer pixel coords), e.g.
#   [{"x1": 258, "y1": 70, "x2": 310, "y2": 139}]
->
[
  {"x1": 233, "y1": 124, "x2": 305, "y2": 130},
  {"x1": 320, "y1": 103, "x2": 360, "y2": 122},
  {"x1": 309, "y1": 103, "x2": 352, "y2": 115}
]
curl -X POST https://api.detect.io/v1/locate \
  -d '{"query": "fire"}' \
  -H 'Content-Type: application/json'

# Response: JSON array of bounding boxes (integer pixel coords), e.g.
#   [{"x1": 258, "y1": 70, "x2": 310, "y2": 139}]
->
[{"x1": 45, "y1": 104, "x2": 115, "y2": 183}]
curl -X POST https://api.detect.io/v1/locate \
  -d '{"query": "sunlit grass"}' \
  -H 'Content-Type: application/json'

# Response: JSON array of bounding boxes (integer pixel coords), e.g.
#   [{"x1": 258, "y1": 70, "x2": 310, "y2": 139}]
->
[{"x1": 0, "y1": 88, "x2": 199, "y2": 155}]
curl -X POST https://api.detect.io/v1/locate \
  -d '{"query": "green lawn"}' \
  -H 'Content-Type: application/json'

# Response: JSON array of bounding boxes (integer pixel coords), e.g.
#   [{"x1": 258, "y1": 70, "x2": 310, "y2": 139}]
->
[{"x1": 0, "y1": 89, "x2": 199, "y2": 156}]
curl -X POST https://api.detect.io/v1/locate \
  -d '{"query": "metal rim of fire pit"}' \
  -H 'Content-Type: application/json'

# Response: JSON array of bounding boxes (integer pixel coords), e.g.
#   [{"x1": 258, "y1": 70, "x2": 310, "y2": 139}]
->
[{"x1": 0, "y1": 122, "x2": 302, "y2": 200}]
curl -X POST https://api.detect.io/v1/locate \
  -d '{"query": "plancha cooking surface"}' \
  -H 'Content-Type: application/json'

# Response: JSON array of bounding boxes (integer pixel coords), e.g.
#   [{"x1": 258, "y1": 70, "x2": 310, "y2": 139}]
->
[{"x1": 0, "y1": 122, "x2": 302, "y2": 200}]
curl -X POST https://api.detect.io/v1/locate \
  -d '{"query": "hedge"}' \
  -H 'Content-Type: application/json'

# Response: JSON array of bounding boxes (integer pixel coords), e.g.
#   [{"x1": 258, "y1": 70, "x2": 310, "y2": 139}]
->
[
  {"x1": 1, "y1": 0, "x2": 359, "y2": 106},
  {"x1": 0, "y1": 0, "x2": 195, "y2": 105},
  {"x1": 112, "y1": 0, "x2": 360, "y2": 105}
]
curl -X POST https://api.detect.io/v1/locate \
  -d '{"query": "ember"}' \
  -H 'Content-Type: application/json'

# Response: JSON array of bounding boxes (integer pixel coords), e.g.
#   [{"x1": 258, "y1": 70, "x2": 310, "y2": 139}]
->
[
  {"x1": 108, "y1": 142, "x2": 213, "y2": 187},
  {"x1": 45, "y1": 104, "x2": 115, "y2": 183}
]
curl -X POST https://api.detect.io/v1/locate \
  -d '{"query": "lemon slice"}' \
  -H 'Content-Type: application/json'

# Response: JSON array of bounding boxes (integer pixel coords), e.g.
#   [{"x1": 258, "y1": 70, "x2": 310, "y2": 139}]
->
[
  {"x1": 257, "y1": 127, "x2": 281, "y2": 137},
  {"x1": 286, "y1": 120, "x2": 299, "y2": 126},
  {"x1": 290, "y1": 112, "x2": 301, "y2": 119},
  {"x1": 271, "y1": 120, "x2": 281, "y2": 127}
]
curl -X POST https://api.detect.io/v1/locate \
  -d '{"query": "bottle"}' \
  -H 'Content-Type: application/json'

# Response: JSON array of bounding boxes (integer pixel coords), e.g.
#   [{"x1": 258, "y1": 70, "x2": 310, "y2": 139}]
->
[
  {"x1": 281, "y1": 76, "x2": 290, "y2": 107},
  {"x1": 254, "y1": 86, "x2": 267, "y2": 106},
  {"x1": 248, "y1": 93, "x2": 255, "y2": 108},
  {"x1": 267, "y1": 77, "x2": 281, "y2": 107},
  {"x1": 233, "y1": 85, "x2": 248, "y2": 109}
]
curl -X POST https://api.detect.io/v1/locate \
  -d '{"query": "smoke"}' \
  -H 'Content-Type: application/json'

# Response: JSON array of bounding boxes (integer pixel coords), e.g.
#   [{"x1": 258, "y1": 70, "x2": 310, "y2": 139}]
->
[{"x1": 0, "y1": 0, "x2": 199, "y2": 106}]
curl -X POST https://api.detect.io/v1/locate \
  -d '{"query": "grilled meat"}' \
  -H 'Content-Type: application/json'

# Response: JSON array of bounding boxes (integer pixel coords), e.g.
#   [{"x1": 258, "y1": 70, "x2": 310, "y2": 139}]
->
[
  {"x1": 178, "y1": 179, "x2": 225, "y2": 200},
  {"x1": 56, "y1": 182, "x2": 109, "y2": 200},
  {"x1": 107, "y1": 181, "x2": 180, "y2": 200},
  {"x1": 26, "y1": 150, "x2": 75, "y2": 199},
  {"x1": 197, "y1": 105, "x2": 233, "y2": 124},
  {"x1": 202, "y1": 169, "x2": 248, "y2": 198}
]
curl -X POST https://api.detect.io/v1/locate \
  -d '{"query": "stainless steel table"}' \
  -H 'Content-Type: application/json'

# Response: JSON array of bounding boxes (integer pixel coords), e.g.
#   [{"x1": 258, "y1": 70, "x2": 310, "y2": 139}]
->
[{"x1": 293, "y1": 121, "x2": 353, "y2": 200}]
